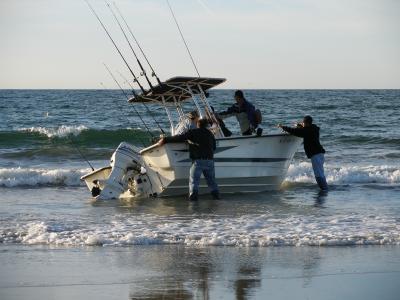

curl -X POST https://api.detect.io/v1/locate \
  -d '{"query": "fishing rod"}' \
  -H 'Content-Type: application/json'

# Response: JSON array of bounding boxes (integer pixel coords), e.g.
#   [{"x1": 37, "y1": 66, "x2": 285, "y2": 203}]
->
[
  {"x1": 84, "y1": 0, "x2": 146, "y2": 94},
  {"x1": 166, "y1": 0, "x2": 201, "y2": 77},
  {"x1": 165, "y1": 1, "x2": 223, "y2": 132},
  {"x1": 103, "y1": 63, "x2": 155, "y2": 138},
  {"x1": 99, "y1": 82, "x2": 148, "y2": 147},
  {"x1": 68, "y1": 135, "x2": 95, "y2": 171},
  {"x1": 112, "y1": 1, "x2": 163, "y2": 85},
  {"x1": 105, "y1": 1, "x2": 154, "y2": 90},
  {"x1": 117, "y1": 71, "x2": 165, "y2": 135}
]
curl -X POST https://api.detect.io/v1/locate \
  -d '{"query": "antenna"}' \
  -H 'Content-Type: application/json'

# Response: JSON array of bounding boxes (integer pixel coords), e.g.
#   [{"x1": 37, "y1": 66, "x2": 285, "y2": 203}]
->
[{"x1": 166, "y1": 0, "x2": 201, "y2": 77}]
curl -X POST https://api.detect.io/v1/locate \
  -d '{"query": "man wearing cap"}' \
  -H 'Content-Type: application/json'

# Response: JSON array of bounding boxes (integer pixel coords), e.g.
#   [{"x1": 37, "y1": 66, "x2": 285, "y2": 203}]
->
[
  {"x1": 175, "y1": 110, "x2": 199, "y2": 135},
  {"x1": 158, "y1": 118, "x2": 220, "y2": 201},
  {"x1": 278, "y1": 116, "x2": 328, "y2": 191},
  {"x1": 218, "y1": 90, "x2": 263, "y2": 136}
]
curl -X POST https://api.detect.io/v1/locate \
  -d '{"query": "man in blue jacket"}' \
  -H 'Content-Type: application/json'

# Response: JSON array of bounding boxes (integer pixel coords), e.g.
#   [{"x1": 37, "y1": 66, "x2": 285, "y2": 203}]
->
[
  {"x1": 158, "y1": 118, "x2": 220, "y2": 201},
  {"x1": 278, "y1": 116, "x2": 328, "y2": 191},
  {"x1": 218, "y1": 90, "x2": 263, "y2": 136}
]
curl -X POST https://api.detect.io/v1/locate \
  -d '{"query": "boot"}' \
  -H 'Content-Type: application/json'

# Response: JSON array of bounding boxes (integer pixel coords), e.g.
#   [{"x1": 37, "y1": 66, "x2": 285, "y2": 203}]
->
[
  {"x1": 211, "y1": 190, "x2": 221, "y2": 200},
  {"x1": 256, "y1": 127, "x2": 263, "y2": 137},
  {"x1": 189, "y1": 191, "x2": 198, "y2": 201},
  {"x1": 316, "y1": 177, "x2": 328, "y2": 191}
]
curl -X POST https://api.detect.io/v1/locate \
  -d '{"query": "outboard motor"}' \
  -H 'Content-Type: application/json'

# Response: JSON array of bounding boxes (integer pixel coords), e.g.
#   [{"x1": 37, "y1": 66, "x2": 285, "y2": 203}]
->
[{"x1": 97, "y1": 142, "x2": 141, "y2": 200}]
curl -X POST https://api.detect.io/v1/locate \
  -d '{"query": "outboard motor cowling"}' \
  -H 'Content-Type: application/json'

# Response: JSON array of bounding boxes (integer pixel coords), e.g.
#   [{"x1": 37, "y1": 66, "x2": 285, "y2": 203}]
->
[{"x1": 96, "y1": 142, "x2": 141, "y2": 200}]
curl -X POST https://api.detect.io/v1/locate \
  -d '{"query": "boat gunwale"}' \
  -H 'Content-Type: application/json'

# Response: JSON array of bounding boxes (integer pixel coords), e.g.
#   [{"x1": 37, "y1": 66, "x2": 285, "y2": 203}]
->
[
  {"x1": 80, "y1": 166, "x2": 112, "y2": 180},
  {"x1": 140, "y1": 133, "x2": 293, "y2": 155}
]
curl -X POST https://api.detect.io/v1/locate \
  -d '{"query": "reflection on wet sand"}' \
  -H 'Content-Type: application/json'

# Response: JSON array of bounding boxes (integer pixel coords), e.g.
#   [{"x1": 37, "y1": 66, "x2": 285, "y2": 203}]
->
[
  {"x1": 299, "y1": 248, "x2": 322, "y2": 288},
  {"x1": 126, "y1": 246, "x2": 328, "y2": 299},
  {"x1": 127, "y1": 247, "x2": 301, "y2": 300},
  {"x1": 234, "y1": 266, "x2": 261, "y2": 300},
  {"x1": 1, "y1": 244, "x2": 397, "y2": 300},
  {"x1": 130, "y1": 283, "x2": 192, "y2": 300},
  {"x1": 129, "y1": 248, "x2": 213, "y2": 299}
]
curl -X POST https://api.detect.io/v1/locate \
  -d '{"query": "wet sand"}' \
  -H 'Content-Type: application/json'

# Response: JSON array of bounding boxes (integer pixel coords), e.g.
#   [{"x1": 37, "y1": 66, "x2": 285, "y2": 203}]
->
[{"x1": 1, "y1": 245, "x2": 399, "y2": 300}]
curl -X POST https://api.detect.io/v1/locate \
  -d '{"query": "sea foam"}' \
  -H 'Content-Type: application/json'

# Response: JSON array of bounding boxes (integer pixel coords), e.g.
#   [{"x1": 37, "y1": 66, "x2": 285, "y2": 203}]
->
[
  {"x1": 1, "y1": 213, "x2": 399, "y2": 247},
  {"x1": 286, "y1": 162, "x2": 400, "y2": 185},
  {"x1": 0, "y1": 163, "x2": 399, "y2": 188},
  {"x1": 0, "y1": 167, "x2": 89, "y2": 187},
  {"x1": 18, "y1": 125, "x2": 88, "y2": 138}
]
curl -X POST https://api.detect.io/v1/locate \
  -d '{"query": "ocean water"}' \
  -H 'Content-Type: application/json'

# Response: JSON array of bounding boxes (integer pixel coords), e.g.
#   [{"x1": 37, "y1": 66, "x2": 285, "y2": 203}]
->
[{"x1": 0, "y1": 89, "x2": 399, "y2": 248}]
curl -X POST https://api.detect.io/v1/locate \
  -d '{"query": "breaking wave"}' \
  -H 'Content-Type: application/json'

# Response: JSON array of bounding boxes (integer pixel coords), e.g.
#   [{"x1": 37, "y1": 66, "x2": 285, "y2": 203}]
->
[
  {"x1": 1, "y1": 163, "x2": 399, "y2": 188},
  {"x1": 19, "y1": 125, "x2": 88, "y2": 138},
  {"x1": 0, "y1": 167, "x2": 89, "y2": 187},
  {"x1": 0, "y1": 126, "x2": 154, "y2": 150},
  {"x1": 286, "y1": 162, "x2": 400, "y2": 185},
  {"x1": 1, "y1": 213, "x2": 399, "y2": 247}
]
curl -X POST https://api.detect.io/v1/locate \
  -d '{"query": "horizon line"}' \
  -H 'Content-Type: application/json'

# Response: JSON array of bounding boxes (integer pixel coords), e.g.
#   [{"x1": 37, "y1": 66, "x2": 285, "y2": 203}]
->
[{"x1": 1, "y1": 88, "x2": 399, "y2": 91}]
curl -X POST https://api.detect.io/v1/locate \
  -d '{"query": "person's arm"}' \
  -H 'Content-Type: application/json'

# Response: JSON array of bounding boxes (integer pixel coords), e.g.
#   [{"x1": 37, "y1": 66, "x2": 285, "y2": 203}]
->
[
  {"x1": 279, "y1": 125, "x2": 305, "y2": 138},
  {"x1": 158, "y1": 131, "x2": 192, "y2": 146},
  {"x1": 165, "y1": 131, "x2": 191, "y2": 143},
  {"x1": 219, "y1": 104, "x2": 237, "y2": 118}
]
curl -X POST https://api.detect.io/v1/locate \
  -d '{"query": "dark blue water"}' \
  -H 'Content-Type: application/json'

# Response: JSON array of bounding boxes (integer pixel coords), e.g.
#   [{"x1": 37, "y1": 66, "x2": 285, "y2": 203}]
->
[{"x1": 0, "y1": 89, "x2": 399, "y2": 247}]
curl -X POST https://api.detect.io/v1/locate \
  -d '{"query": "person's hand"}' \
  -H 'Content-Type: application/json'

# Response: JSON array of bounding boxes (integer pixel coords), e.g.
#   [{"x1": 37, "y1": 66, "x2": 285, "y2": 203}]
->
[{"x1": 157, "y1": 138, "x2": 166, "y2": 146}]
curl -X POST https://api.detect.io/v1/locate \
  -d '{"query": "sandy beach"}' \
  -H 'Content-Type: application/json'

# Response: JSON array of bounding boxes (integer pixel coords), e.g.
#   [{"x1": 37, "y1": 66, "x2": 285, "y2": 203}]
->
[{"x1": 1, "y1": 244, "x2": 399, "y2": 299}]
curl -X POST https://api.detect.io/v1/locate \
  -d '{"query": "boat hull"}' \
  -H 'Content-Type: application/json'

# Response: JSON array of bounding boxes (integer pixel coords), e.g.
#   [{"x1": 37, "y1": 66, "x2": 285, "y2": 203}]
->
[{"x1": 140, "y1": 134, "x2": 302, "y2": 197}]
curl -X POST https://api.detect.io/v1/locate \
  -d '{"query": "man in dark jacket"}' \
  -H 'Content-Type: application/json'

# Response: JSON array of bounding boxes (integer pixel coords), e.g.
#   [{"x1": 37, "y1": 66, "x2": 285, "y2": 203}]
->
[
  {"x1": 278, "y1": 116, "x2": 328, "y2": 191},
  {"x1": 158, "y1": 118, "x2": 220, "y2": 201},
  {"x1": 218, "y1": 90, "x2": 263, "y2": 136}
]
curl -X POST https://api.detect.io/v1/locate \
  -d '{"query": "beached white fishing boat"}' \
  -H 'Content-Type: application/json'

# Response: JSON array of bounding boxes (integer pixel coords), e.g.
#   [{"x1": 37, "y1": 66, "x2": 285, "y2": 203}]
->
[
  {"x1": 81, "y1": 77, "x2": 301, "y2": 199},
  {"x1": 81, "y1": 2, "x2": 301, "y2": 199}
]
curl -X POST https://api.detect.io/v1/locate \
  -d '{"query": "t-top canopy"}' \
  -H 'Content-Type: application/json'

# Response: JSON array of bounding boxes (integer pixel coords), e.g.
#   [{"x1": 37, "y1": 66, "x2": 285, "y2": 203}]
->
[{"x1": 128, "y1": 76, "x2": 226, "y2": 104}]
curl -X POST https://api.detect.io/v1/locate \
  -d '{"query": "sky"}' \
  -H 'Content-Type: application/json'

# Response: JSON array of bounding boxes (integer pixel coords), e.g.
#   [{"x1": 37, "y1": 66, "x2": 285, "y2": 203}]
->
[{"x1": 0, "y1": 0, "x2": 399, "y2": 89}]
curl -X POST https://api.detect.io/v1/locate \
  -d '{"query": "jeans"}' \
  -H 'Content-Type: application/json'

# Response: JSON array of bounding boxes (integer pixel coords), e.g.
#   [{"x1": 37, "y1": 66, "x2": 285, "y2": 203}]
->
[
  {"x1": 311, "y1": 153, "x2": 328, "y2": 190},
  {"x1": 189, "y1": 159, "x2": 219, "y2": 199}
]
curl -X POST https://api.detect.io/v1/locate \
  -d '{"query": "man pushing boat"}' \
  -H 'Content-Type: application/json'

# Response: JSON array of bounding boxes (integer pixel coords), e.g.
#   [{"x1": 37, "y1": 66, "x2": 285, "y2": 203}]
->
[
  {"x1": 157, "y1": 118, "x2": 220, "y2": 201},
  {"x1": 278, "y1": 116, "x2": 328, "y2": 191}
]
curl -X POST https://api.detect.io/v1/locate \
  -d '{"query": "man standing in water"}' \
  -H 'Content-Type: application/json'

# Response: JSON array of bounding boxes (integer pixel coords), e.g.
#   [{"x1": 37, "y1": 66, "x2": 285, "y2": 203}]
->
[
  {"x1": 278, "y1": 116, "x2": 328, "y2": 191},
  {"x1": 158, "y1": 118, "x2": 220, "y2": 201},
  {"x1": 218, "y1": 90, "x2": 263, "y2": 136}
]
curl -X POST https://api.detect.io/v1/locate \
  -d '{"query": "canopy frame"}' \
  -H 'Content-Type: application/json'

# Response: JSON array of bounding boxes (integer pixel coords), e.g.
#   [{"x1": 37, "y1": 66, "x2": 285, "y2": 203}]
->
[{"x1": 128, "y1": 76, "x2": 226, "y2": 137}]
